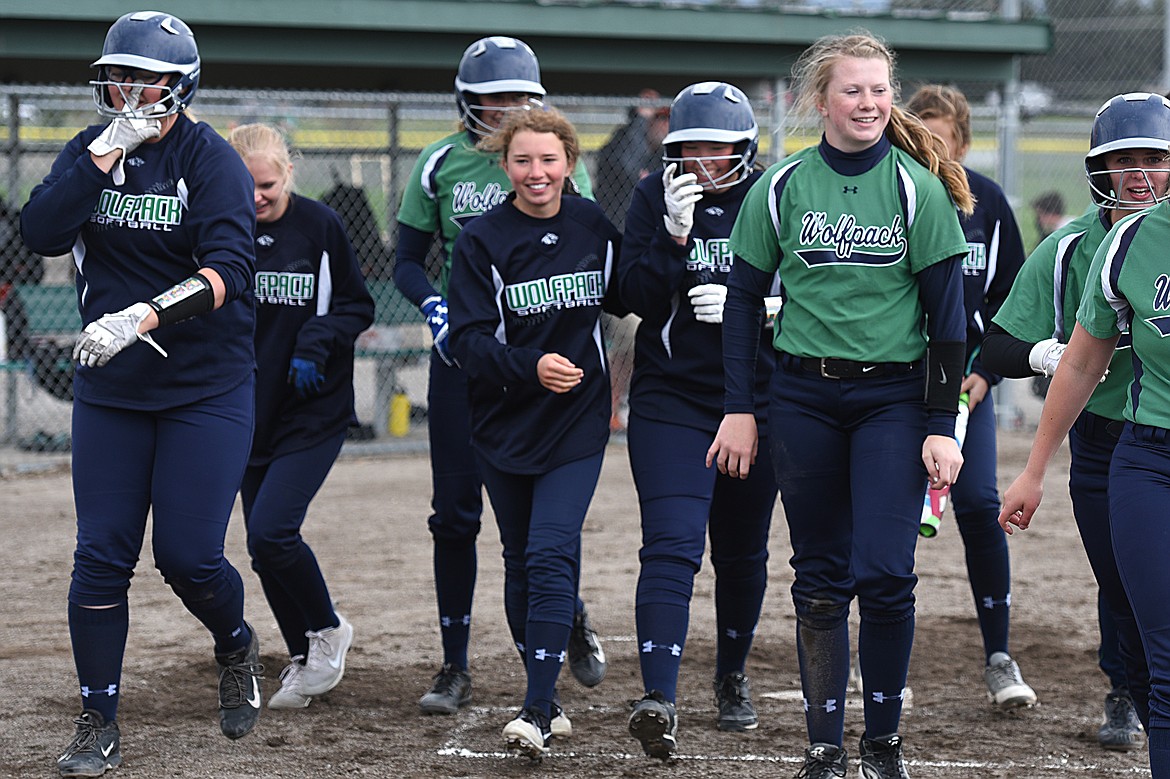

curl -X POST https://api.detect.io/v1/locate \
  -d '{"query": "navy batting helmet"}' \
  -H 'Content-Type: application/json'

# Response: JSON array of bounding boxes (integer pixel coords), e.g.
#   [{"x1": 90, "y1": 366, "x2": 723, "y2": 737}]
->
[
  {"x1": 662, "y1": 82, "x2": 759, "y2": 190},
  {"x1": 454, "y1": 37, "x2": 546, "y2": 137},
  {"x1": 91, "y1": 11, "x2": 201, "y2": 118},
  {"x1": 1085, "y1": 92, "x2": 1170, "y2": 210}
]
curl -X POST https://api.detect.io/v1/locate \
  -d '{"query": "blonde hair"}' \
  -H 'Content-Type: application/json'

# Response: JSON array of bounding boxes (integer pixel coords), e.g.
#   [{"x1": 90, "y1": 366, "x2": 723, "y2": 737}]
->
[
  {"x1": 478, "y1": 106, "x2": 580, "y2": 171},
  {"x1": 905, "y1": 84, "x2": 973, "y2": 151},
  {"x1": 227, "y1": 123, "x2": 295, "y2": 190},
  {"x1": 792, "y1": 32, "x2": 974, "y2": 215}
]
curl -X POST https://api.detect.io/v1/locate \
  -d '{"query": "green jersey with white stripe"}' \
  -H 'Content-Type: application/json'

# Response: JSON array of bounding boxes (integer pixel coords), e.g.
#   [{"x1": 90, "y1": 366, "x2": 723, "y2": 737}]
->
[
  {"x1": 1079, "y1": 202, "x2": 1170, "y2": 428},
  {"x1": 992, "y1": 207, "x2": 1132, "y2": 421}
]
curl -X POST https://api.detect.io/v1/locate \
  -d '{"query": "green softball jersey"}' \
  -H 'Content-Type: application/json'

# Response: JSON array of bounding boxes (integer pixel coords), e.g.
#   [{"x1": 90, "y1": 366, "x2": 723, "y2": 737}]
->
[
  {"x1": 992, "y1": 207, "x2": 1132, "y2": 421},
  {"x1": 730, "y1": 144, "x2": 967, "y2": 363},
  {"x1": 396, "y1": 129, "x2": 594, "y2": 297},
  {"x1": 1078, "y1": 202, "x2": 1170, "y2": 428}
]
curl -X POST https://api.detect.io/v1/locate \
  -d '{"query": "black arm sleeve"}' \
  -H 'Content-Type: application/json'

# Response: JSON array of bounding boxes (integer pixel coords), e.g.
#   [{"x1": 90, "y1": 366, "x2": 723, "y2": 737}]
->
[
  {"x1": 981, "y1": 322, "x2": 1039, "y2": 379},
  {"x1": 723, "y1": 259, "x2": 774, "y2": 414},
  {"x1": 392, "y1": 223, "x2": 439, "y2": 308}
]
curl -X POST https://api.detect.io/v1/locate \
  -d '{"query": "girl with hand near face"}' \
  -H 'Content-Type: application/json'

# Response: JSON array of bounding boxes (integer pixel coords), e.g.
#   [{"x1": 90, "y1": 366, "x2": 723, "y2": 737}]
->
[{"x1": 447, "y1": 106, "x2": 622, "y2": 761}]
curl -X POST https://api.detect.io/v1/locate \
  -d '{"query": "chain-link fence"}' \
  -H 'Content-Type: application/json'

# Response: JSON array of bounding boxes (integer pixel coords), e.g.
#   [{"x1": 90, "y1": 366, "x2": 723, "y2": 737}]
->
[{"x1": 0, "y1": 0, "x2": 1154, "y2": 462}]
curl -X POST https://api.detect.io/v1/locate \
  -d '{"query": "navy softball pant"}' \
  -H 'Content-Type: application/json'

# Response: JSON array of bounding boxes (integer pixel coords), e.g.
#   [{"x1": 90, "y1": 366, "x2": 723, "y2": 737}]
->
[
  {"x1": 70, "y1": 379, "x2": 253, "y2": 647},
  {"x1": 240, "y1": 429, "x2": 345, "y2": 659},
  {"x1": 1069, "y1": 411, "x2": 1149, "y2": 725},
  {"x1": 627, "y1": 413, "x2": 776, "y2": 698},
  {"x1": 477, "y1": 450, "x2": 604, "y2": 714},
  {"x1": 946, "y1": 390, "x2": 1013, "y2": 660},
  {"x1": 425, "y1": 352, "x2": 485, "y2": 668},
  {"x1": 1108, "y1": 422, "x2": 1170, "y2": 775},
  {"x1": 769, "y1": 355, "x2": 926, "y2": 744}
]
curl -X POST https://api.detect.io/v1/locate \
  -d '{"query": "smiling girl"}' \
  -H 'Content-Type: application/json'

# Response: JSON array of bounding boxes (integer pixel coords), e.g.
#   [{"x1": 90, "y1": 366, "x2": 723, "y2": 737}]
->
[
  {"x1": 447, "y1": 107, "x2": 623, "y2": 760},
  {"x1": 707, "y1": 32, "x2": 973, "y2": 778}
]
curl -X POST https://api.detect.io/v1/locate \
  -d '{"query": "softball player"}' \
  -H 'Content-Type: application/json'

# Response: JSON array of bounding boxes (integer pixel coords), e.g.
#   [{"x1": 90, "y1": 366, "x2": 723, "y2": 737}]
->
[
  {"x1": 447, "y1": 107, "x2": 621, "y2": 760},
  {"x1": 20, "y1": 12, "x2": 261, "y2": 775},
  {"x1": 393, "y1": 36, "x2": 605, "y2": 716},
  {"x1": 904, "y1": 85, "x2": 1036, "y2": 709},
  {"x1": 985, "y1": 93, "x2": 1170, "y2": 751},
  {"x1": 707, "y1": 32, "x2": 970, "y2": 779},
  {"x1": 616, "y1": 82, "x2": 778, "y2": 758},
  {"x1": 228, "y1": 124, "x2": 374, "y2": 709},
  {"x1": 998, "y1": 121, "x2": 1170, "y2": 778}
]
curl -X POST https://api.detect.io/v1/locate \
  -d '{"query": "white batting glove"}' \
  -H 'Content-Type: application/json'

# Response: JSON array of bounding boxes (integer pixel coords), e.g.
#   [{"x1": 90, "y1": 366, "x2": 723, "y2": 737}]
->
[
  {"x1": 662, "y1": 163, "x2": 704, "y2": 239},
  {"x1": 87, "y1": 92, "x2": 162, "y2": 186},
  {"x1": 688, "y1": 283, "x2": 727, "y2": 324},
  {"x1": 73, "y1": 302, "x2": 167, "y2": 368},
  {"x1": 1027, "y1": 337, "x2": 1066, "y2": 378}
]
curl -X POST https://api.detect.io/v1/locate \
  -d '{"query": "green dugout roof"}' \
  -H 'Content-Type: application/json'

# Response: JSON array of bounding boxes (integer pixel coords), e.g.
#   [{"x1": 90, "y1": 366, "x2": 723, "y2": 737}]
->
[{"x1": 0, "y1": 1, "x2": 1051, "y2": 92}]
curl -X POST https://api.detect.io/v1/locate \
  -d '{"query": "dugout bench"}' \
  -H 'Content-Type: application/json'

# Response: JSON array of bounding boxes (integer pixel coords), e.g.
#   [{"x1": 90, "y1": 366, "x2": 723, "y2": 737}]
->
[{"x1": 1, "y1": 284, "x2": 80, "y2": 442}]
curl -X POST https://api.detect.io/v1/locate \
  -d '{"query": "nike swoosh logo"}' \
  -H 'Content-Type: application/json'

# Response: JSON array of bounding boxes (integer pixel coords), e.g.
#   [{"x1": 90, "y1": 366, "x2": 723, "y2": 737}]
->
[
  {"x1": 246, "y1": 678, "x2": 261, "y2": 709},
  {"x1": 101, "y1": 742, "x2": 116, "y2": 758},
  {"x1": 939, "y1": 365, "x2": 948, "y2": 384},
  {"x1": 328, "y1": 653, "x2": 343, "y2": 670},
  {"x1": 861, "y1": 365, "x2": 876, "y2": 373}
]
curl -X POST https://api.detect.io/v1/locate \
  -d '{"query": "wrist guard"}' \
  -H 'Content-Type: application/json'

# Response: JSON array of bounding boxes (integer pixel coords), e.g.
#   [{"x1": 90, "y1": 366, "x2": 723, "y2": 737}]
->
[
  {"x1": 148, "y1": 274, "x2": 214, "y2": 327},
  {"x1": 926, "y1": 340, "x2": 965, "y2": 413}
]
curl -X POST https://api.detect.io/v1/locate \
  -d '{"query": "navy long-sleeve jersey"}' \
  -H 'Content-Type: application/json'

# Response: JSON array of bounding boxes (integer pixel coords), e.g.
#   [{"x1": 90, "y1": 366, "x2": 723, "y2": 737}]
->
[
  {"x1": 250, "y1": 194, "x2": 375, "y2": 464},
  {"x1": 21, "y1": 115, "x2": 256, "y2": 409},
  {"x1": 618, "y1": 168, "x2": 774, "y2": 433},
  {"x1": 448, "y1": 194, "x2": 621, "y2": 474},
  {"x1": 959, "y1": 166, "x2": 1026, "y2": 383}
]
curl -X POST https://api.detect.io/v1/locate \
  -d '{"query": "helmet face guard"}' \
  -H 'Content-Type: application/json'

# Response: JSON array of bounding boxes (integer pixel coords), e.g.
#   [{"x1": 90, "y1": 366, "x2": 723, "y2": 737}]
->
[
  {"x1": 90, "y1": 11, "x2": 200, "y2": 119},
  {"x1": 454, "y1": 36, "x2": 545, "y2": 137},
  {"x1": 1085, "y1": 92, "x2": 1170, "y2": 210},
  {"x1": 661, "y1": 82, "x2": 759, "y2": 191}
]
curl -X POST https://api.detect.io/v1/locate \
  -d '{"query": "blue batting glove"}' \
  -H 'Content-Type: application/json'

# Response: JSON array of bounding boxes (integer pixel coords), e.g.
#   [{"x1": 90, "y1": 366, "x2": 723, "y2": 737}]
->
[
  {"x1": 421, "y1": 295, "x2": 454, "y2": 367},
  {"x1": 288, "y1": 357, "x2": 325, "y2": 399}
]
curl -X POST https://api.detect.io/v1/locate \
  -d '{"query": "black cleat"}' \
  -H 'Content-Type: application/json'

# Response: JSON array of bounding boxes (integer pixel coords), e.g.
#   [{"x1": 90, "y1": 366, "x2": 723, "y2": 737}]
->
[
  {"x1": 567, "y1": 607, "x2": 607, "y2": 687},
  {"x1": 714, "y1": 671, "x2": 759, "y2": 732},
  {"x1": 57, "y1": 709, "x2": 121, "y2": 777},
  {"x1": 1099, "y1": 688, "x2": 1145, "y2": 751},
  {"x1": 418, "y1": 664, "x2": 472, "y2": 714},
  {"x1": 859, "y1": 733, "x2": 910, "y2": 779},
  {"x1": 795, "y1": 742, "x2": 847, "y2": 778},
  {"x1": 628, "y1": 690, "x2": 678, "y2": 760},
  {"x1": 215, "y1": 626, "x2": 263, "y2": 740}
]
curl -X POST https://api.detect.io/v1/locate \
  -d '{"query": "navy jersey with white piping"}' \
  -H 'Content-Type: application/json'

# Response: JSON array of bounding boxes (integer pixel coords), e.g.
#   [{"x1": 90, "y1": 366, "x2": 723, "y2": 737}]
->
[
  {"x1": 959, "y1": 166, "x2": 1026, "y2": 382},
  {"x1": 21, "y1": 114, "x2": 255, "y2": 409},
  {"x1": 250, "y1": 194, "x2": 374, "y2": 465},
  {"x1": 448, "y1": 193, "x2": 620, "y2": 474},
  {"x1": 619, "y1": 168, "x2": 774, "y2": 433}
]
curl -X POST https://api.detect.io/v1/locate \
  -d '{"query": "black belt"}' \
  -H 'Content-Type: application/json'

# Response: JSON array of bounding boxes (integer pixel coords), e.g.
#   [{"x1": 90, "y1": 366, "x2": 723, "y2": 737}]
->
[
  {"x1": 793, "y1": 355, "x2": 919, "y2": 380},
  {"x1": 1131, "y1": 422, "x2": 1170, "y2": 445}
]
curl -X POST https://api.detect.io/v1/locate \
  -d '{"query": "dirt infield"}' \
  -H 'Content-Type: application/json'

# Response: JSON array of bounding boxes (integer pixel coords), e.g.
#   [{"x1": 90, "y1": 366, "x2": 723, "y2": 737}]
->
[{"x1": 0, "y1": 429, "x2": 1151, "y2": 778}]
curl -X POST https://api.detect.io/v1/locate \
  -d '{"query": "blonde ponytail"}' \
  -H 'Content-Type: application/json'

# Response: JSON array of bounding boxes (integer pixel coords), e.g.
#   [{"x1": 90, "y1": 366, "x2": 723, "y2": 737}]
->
[{"x1": 886, "y1": 106, "x2": 975, "y2": 215}]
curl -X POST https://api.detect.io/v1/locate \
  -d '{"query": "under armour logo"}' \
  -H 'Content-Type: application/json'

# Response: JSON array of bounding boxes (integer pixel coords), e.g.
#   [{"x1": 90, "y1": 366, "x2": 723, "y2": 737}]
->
[
  {"x1": 533, "y1": 648, "x2": 566, "y2": 663},
  {"x1": 126, "y1": 157, "x2": 144, "y2": 167},
  {"x1": 541, "y1": 232, "x2": 559, "y2": 246},
  {"x1": 641, "y1": 641, "x2": 683, "y2": 656},
  {"x1": 706, "y1": 206, "x2": 725, "y2": 217},
  {"x1": 81, "y1": 684, "x2": 118, "y2": 698},
  {"x1": 871, "y1": 689, "x2": 906, "y2": 703},
  {"x1": 724, "y1": 626, "x2": 756, "y2": 640},
  {"x1": 440, "y1": 614, "x2": 471, "y2": 628},
  {"x1": 843, "y1": 186, "x2": 858, "y2": 194},
  {"x1": 982, "y1": 594, "x2": 1012, "y2": 610},
  {"x1": 804, "y1": 697, "x2": 838, "y2": 713},
  {"x1": 257, "y1": 234, "x2": 275, "y2": 247},
  {"x1": 515, "y1": 641, "x2": 526, "y2": 654}
]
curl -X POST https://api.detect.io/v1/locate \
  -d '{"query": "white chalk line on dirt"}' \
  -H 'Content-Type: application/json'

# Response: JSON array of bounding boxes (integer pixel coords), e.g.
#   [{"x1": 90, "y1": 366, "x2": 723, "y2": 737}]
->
[{"x1": 435, "y1": 705, "x2": 1150, "y2": 774}]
